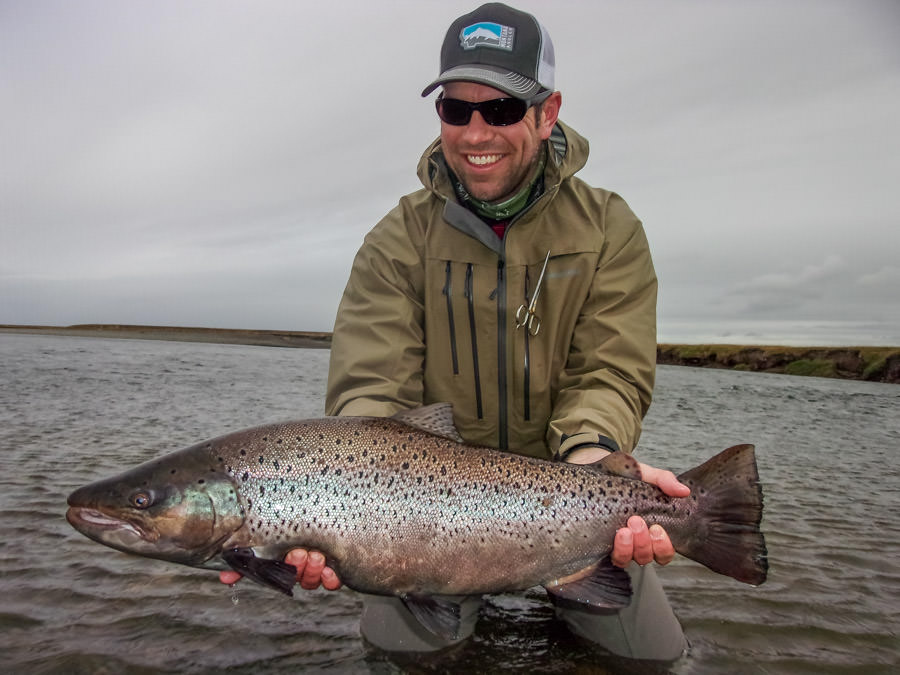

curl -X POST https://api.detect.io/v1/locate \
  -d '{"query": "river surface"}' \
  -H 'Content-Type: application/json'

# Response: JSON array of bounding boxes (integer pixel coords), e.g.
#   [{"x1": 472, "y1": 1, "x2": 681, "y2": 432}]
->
[{"x1": 0, "y1": 334, "x2": 897, "y2": 674}]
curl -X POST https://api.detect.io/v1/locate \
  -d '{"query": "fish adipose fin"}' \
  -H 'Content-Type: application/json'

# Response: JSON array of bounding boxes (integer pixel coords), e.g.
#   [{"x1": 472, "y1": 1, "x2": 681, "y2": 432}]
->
[
  {"x1": 543, "y1": 557, "x2": 632, "y2": 609},
  {"x1": 401, "y1": 593, "x2": 464, "y2": 640},
  {"x1": 596, "y1": 453, "x2": 643, "y2": 480},
  {"x1": 675, "y1": 444, "x2": 769, "y2": 586},
  {"x1": 392, "y1": 403, "x2": 465, "y2": 443},
  {"x1": 221, "y1": 547, "x2": 297, "y2": 596}
]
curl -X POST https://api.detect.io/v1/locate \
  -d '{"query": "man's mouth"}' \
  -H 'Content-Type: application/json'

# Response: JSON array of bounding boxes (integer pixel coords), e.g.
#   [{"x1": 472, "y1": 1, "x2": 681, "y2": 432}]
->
[{"x1": 467, "y1": 153, "x2": 503, "y2": 167}]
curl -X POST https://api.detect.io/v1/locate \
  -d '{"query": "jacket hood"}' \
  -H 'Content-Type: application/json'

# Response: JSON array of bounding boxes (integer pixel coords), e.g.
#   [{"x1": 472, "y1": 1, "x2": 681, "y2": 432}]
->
[{"x1": 416, "y1": 120, "x2": 590, "y2": 198}]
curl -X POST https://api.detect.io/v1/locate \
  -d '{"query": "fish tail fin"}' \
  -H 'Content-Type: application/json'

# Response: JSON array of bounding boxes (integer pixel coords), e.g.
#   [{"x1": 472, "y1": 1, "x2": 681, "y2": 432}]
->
[{"x1": 675, "y1": 444, "x2": 768, "y2": 585}]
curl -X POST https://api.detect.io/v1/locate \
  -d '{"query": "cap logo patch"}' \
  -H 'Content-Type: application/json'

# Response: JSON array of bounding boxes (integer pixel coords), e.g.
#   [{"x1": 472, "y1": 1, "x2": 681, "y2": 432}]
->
[{"x1": 460, "y1": 22, "x2": 514, "y2": 51}]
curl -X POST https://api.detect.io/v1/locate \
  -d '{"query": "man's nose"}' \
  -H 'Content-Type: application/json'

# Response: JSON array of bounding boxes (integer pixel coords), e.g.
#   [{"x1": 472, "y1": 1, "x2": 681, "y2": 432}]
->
[{"x1": 461, "y1": 110, "x2": 494, "y2": 143}]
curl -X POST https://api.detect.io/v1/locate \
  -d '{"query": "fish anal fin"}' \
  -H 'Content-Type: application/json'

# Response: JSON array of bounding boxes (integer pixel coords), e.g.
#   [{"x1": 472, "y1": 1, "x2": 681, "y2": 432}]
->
[
  {"x1": 392, "y1": 403, "x2": 465, "y2": 443},
  {"x1": 221, "y1": 547, "x2": 297, "y2": 596},
  {"x1": 400, "y1": 593, "x2": 463, "y2": 640},
  {"x1": 596, "y1": 453, "x2": 643, "y2": 481},
  {"x1": 544, "y1": 557, "x2": 632, "y2": 609}
]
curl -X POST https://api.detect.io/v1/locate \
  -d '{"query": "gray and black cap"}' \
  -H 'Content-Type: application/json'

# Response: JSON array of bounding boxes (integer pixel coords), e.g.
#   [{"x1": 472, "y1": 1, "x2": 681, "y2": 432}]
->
[{"x1": 421, "y1": 2, "x2": 555, "y2": 100}]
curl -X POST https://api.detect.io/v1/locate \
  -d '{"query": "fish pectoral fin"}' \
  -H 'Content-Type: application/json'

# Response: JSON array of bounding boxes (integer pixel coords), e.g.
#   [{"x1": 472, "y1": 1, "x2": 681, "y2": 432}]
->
[
  {"x1": 400, "y1": 593, "x2": 464, "y2": 640},
  {"x1": 543, "y1": 557, "x2": 632, "y2": 609},
  {"x1": 221, "y1": 547, "x2": 297, "y2": 597}
]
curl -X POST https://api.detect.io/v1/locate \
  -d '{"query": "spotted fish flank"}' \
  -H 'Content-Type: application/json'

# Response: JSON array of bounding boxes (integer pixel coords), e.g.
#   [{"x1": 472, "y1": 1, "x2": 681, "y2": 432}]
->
[{"x1": 67, "y1": 403, "x2": 768, "y2": 640}]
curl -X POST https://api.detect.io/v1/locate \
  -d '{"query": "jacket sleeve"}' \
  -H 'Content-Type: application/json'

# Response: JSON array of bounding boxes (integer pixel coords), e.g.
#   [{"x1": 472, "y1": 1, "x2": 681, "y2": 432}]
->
[
  {"x1": 325, "y1": 199, "x2": 427, "y2": 417},
  {"x1": 549, "y1": 192, "x2": 657, "y2": 456}
]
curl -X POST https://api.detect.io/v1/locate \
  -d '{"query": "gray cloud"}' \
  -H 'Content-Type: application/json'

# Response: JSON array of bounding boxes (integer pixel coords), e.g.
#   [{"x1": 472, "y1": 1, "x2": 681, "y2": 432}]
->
[{"x1": 2, "y1": 0, "x2": 899, "y2": 343}]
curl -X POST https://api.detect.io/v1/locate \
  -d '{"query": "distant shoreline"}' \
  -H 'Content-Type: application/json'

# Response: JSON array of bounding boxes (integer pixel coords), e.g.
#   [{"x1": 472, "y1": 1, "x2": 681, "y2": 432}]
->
[
  {"x1": 0, "y1": 323, "x2": 332, "y2": 349},
  {"x1": 2, "y1": 324, "x2": 898, "y2": 384}
]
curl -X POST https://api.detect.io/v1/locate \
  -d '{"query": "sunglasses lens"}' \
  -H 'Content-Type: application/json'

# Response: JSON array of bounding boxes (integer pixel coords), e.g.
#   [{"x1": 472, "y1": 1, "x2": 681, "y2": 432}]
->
[
  {"x1": 436, "y1": 98, "x2": 531, "y2": 126},
  {"x1": 482, "y1": 98, "x2": 529, "y2": 125},
  {"x1": 436, "y1": 98, "x2": 473, "y2": 125}
]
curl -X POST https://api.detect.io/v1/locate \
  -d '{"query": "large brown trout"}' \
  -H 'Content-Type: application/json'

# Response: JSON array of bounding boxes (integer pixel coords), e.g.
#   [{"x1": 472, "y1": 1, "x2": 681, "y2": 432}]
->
[{"x1": 67, "y1": 403, "x2": 767, "y2": 638}]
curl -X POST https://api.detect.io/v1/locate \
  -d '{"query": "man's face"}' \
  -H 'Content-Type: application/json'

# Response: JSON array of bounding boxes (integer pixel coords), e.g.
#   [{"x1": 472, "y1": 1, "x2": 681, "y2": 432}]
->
[{"x1": 439, "y1": 81, "x2": 560, "y2": 204}]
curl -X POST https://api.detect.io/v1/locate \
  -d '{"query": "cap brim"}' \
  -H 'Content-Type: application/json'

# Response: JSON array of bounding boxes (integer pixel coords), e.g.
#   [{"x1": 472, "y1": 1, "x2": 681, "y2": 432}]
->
[{"x1": 421, "y1": 64, "x2": 543, "y2": 99}]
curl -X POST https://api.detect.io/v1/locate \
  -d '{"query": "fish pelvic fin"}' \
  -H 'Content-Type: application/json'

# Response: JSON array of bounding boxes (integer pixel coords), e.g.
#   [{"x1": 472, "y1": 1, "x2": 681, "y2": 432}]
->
[
  {"x1": 543, "y1": 557, "x2": 632, "y2": 609},
  {"x1": 676, "y1": 444, "x2": 769, "y2": 586},
  {"x1": 392, "y1": 403, "x2": 465, "y2": 443},
  {"x1": 400, "y1": 594, "x2": 464, "y2": 640},
  {"x1": 221, "y1": 547, "x2": 297, "y2": 596}
]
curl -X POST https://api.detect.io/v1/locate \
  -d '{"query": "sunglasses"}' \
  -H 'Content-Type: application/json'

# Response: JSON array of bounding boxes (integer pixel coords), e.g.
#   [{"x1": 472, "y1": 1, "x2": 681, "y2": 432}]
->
[{"x1": 435, "y1": 92, "x2": 550, "y2": 127}]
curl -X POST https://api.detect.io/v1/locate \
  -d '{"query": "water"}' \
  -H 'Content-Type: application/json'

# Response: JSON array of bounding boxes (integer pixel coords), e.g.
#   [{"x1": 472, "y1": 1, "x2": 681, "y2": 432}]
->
[{"x1": 0, "y1": 334, "x2": 897, "y2": 674}]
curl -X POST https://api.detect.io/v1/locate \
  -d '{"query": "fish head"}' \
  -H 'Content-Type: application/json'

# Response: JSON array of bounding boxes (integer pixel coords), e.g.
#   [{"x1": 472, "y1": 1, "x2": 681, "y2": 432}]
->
[{"x1": 66, "y1": 445, "x2": 245, "y2": 566}]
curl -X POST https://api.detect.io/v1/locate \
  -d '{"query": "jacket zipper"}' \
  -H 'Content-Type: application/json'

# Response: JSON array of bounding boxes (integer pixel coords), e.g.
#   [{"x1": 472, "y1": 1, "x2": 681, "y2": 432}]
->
[
  {"x1": 523, "y1": 265, "x2": 531, "y2": 422},
  {"x1": 442, "y1": 261, "x2": 459, "y2": 375},
  {"x1": 464, "y1": 263, "x2": 483, "y2": 419},
  {"x1": 496, "y1": 259, "x2": 508, "y2": 449}
]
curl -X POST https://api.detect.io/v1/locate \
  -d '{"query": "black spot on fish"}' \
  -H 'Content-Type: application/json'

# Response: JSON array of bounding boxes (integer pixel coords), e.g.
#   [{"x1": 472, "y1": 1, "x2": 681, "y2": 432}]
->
[
  {"x1": 402, "y1": 462, "x2": 409, "y2": 470},
  {"x1": 259, "y1": 456, "x2": 265, "y2": 464},
  {"x1": 170, "y1": 469, "x2": 177, "y2": 475},
  {"x1": 197, "y1": 479, "x2": 205, "y2": 484},
  {"x1": 241, "y1": 471, "x2": 249, "y2": 481}
]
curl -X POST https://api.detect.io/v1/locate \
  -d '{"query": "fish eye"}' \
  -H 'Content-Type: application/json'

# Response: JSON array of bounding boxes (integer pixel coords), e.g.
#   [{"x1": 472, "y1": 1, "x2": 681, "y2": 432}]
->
[{"x1": 129, "y1": 491, "x2": 153, "y2": 509}]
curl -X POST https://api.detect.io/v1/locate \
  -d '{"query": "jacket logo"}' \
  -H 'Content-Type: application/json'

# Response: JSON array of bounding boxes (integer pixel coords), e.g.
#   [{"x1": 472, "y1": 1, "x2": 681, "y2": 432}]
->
[{"x1": 459, "y1": 22, "x2": 515, "y2": 51}]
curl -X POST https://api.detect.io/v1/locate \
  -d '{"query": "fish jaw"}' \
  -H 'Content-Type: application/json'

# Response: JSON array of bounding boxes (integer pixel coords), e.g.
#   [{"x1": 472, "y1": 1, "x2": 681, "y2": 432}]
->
[{"x1": 66, "y1": 505, "x2": 157, "y2": 554}]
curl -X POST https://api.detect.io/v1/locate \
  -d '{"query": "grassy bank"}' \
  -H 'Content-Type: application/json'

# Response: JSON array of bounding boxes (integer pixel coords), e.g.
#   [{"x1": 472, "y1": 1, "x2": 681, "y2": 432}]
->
[
  {"x1": 657, "y1": 344, "x2": 900, "y2": 384},
  {"x1": 2, "y1": 325, "x2": 898, "y2": 383}
]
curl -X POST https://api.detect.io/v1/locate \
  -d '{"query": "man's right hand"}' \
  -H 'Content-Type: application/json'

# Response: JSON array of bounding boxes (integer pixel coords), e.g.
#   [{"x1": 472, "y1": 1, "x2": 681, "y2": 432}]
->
[{"x1": 219, "y1": 549, "x2": 342, "y2": 591}]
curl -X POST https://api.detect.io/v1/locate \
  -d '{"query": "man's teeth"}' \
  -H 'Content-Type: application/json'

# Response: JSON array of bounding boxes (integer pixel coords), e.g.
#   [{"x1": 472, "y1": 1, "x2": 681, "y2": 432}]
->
[{"x1": 468, "y1": 154, "x2": 501, "y2": 166}]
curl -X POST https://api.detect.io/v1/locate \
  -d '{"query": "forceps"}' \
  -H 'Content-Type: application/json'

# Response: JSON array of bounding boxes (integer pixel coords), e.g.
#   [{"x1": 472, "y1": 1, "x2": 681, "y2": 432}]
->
[{"x1": 515, "y1": 250, "x2": 551, "y2": 336}]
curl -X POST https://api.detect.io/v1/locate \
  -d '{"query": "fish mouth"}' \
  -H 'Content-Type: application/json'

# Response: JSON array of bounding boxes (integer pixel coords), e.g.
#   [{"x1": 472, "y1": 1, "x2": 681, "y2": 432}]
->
[{"x1": 66, "y1": 506, "x2": 145, "y2": 539}]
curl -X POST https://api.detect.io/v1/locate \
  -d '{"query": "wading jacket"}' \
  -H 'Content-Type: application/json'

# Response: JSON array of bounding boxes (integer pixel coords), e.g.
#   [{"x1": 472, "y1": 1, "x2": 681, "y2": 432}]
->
[{"x1": 325, "y1": 121, "x2": 657, "y2": 460}]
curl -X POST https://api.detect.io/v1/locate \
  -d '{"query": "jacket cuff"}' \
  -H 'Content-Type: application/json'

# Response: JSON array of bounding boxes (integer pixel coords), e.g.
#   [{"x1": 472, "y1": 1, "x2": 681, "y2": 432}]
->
[{"x1": 556, "y1": 432, "x2": 621, "y2": 462}]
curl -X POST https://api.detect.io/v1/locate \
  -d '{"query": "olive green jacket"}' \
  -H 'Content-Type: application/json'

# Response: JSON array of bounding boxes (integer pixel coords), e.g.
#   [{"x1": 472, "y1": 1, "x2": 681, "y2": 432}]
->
[{"x1": 325, "y1": 121, "x2": 657, "y2": 459}]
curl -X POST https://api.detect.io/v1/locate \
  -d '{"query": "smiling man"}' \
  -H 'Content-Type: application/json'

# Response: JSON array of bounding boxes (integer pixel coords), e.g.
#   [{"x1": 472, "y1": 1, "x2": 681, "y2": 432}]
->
[{"x1": 225, "y1": 2, "x2": 689, "y2": 661}]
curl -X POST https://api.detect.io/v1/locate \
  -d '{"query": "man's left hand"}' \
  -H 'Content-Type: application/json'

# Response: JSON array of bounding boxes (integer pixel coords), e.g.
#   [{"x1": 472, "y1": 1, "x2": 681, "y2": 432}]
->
[{"x1": 565, "y1": 448, "x2": 691, "y2": 568}]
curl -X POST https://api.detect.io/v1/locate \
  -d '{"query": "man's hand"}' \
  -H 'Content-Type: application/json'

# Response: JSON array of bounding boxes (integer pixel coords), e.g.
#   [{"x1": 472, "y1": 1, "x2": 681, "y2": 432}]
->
[
  {"x1": 218, "y1": 549, "x2": 342, "y2": 591},
  {"x1": 565, "y1": 447, "x2": 691, "y2": 568}
]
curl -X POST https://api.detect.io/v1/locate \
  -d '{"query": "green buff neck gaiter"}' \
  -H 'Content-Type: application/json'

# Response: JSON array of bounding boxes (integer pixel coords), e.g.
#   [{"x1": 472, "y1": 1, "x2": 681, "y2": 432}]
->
[{"x1": 452, "y1": 149, "x2": 546, "y2": 222}]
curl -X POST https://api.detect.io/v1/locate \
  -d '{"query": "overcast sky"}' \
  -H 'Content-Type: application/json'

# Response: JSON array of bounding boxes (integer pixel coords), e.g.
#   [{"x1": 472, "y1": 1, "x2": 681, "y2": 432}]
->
[{"x1": 3, "y1": 0, "x2": 899, "y2": 345}]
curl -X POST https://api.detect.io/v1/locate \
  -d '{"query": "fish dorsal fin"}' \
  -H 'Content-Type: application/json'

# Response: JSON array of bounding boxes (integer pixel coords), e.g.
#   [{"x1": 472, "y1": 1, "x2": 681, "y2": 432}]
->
[
  {"x1": 543, "y1": 557, "x2": 632, "y2": 609},
  {"x1": 400, "y1": 593, "x2": 463, "y2": 640},
  {"x1": 392, "y1": 403, "x2": 464, "y2": 443},
  {"x1": 595, "y1": 452, "x2": 643, "y2": 480}
]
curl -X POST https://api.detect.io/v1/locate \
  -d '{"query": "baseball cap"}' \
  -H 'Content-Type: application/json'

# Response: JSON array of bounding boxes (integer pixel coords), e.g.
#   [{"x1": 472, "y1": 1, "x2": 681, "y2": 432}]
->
[{"x1": 421, "y1": 3, "x2": 555, "y2": 100}]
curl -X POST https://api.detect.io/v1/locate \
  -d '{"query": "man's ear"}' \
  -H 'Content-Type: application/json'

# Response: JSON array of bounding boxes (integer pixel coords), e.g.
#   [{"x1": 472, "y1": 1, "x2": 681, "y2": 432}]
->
[{"x1": 538, "y1": 91, "x2": 562, "y2": 139}]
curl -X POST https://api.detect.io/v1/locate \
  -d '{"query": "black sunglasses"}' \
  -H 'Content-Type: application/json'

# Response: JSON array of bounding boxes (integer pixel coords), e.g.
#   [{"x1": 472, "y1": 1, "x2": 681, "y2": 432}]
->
[{"x1": 435, "y1": 92, "x2": 551, "y2": 127}]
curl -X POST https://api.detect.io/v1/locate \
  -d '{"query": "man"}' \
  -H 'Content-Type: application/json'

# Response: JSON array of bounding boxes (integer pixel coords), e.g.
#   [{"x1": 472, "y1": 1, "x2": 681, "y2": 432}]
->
[{"x1": 223, "y1": 2, "x2": 689, "y2": 660}]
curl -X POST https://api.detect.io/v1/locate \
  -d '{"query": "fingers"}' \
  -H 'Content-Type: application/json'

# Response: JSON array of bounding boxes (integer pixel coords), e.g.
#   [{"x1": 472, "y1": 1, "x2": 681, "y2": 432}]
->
[
  {"x1": 611, "y1": 524, "x2": 634, "y2": 568},
  {"x1": 219, "y1": 570, "x2": 242, "y2": 585},
  {"x1": 649, "y1": 523, "x2": 675, "y2": 565},
  {"x1": 285, "y1": 549, "x2": 342, "y2": 591},
  {"x1": 611, "y1": 516, "x2": 676, "y2": 568},
  {"x1": 218, "y1": 549, "x2": 342, "y2": 591},
  {"x1": 638, "y1": 463, "x2": 691, "y2": 498}
]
